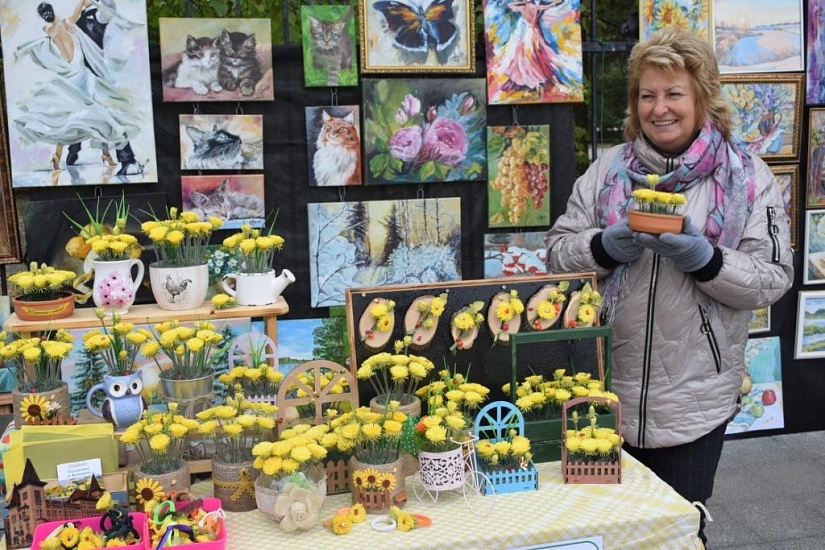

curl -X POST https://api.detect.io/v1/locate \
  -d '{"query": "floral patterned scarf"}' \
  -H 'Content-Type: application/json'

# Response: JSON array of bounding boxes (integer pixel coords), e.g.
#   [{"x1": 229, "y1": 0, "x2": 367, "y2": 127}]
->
[{"x1": 595, "y1": 119, "x2": 757, "y2": 321}]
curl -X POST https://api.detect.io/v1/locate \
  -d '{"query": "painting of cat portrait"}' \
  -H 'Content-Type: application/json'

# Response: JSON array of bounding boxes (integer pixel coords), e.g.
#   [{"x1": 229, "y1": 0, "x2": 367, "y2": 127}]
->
[
  {"x1": 301, "y1": 5, "x2": 358, "y2": 87},
  {"x1": 305, "y1": 105, "x2": 362, "y2": 186},
  {"x1": 160, "y1": 17, "x2": 274, "y2": 102},
  {"x1": 179, "y1": 114, "x2": 264, "y2": 171},
  {"x1": 181, "y1": 175, "x2": 265, "y2": 229}
]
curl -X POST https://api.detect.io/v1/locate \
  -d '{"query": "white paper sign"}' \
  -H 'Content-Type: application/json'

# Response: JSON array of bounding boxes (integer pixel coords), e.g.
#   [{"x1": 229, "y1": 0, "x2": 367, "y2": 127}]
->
[{"x1": 57, "y1": 458, "x2": 103, "y2": 485}]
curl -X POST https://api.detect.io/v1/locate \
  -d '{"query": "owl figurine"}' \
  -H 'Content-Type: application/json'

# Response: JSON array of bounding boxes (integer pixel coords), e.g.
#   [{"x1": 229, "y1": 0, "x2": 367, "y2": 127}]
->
[{"x1": 86, "y1": 372, "x2": 148, "y2": 428}]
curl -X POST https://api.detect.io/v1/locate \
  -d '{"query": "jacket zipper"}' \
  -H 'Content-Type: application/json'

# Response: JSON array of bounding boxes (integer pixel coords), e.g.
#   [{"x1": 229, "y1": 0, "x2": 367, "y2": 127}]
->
[
  {"x1": 766, "y1": 206, "x2": 780, "y2": 262},
  {"x1": 638, "y1": 255, "x2": 659, "y2": 447},
  {"x1": 698, "y1": 304, "x2": 722, "y2": 374}
]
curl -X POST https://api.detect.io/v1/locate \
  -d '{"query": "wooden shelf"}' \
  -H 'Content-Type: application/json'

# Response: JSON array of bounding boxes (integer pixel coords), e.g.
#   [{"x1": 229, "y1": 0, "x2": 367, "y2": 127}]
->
[{"x1": 2, "y1": 298, "x2": 289, "y2": 343}]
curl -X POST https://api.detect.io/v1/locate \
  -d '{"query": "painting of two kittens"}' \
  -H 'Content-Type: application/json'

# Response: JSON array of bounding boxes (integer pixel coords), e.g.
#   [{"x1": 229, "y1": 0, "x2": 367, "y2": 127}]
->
[{"x1": 159, "y1": 18, "x2": 274, "y2": 102}]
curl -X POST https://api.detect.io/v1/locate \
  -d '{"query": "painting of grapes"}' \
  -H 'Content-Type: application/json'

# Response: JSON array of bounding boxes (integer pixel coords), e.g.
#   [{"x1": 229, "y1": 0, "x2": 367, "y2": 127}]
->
[{"x1": 487, "y1": 125, "x2": 550, "y2": 228}]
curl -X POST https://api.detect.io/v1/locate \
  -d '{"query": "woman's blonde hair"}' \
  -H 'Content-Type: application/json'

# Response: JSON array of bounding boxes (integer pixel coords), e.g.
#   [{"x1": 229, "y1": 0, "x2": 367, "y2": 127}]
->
[{"x1": 623, "y1": 29, "x2": 732, "y2": 142}]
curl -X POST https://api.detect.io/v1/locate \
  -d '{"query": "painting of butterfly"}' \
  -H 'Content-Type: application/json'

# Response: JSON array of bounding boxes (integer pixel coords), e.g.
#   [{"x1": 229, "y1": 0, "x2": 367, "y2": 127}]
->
[{"x1": 359, "y1": 0, "x2": 475, "y2": 72}]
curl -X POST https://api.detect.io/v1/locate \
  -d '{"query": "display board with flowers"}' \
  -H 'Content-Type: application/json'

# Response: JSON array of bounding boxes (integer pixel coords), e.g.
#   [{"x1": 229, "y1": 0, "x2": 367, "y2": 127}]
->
[
  {"x1": 403, "y1": 293, "x2": 448, "y2": 349},
  {"x1": 562, "y1": 282, "x2": 603, "y2": 329},
  {"x1": 525, "y1": 282, "x2": 569, "y2": 331},
  {"x1": 561, "y1": 396, "x2": 622, "y2": 484},
  {"x1": 358, "y1": 298, "x2": 396, "y2": 349},
  {"x1": 357, "y1": 337, "x2": 435, "y2": 413},
  {"x1": 449, "y1": 300, "x2": 485, "y2": 352},
  {"x1": 7, "y1": 262, "x2": 77, "y2": 321}
]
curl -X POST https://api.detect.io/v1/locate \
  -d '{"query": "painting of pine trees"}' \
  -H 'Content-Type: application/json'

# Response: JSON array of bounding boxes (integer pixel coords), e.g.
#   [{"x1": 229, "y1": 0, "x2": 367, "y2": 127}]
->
[{"x1": 307, "y1": 198, "x2": 462, "y2": 307}]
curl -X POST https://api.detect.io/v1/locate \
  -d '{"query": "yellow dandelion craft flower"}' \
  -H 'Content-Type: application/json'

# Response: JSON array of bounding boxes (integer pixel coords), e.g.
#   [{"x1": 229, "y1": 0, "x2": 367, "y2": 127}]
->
[
  {"x1": 59, "y1": 523, "x2": 81, "y2": 547},
  {"x1": 349, "y1": 502, "x2": 367, "y2": 523},
  {"x1": 397, "y1": 512, "x2": 416, "y2": 532},
  {"x1": 332, "y1": 512, "x2": 352, "y2": 535},
  {"x1": 135, "y1": 477, "x2": 165, "y2": 505}
]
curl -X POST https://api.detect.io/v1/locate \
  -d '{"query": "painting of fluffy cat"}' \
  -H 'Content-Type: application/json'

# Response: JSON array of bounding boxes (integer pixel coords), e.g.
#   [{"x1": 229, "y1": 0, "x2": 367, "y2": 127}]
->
[
  {"x1": 307, "y1": 13, "x2": 354, "y2": 87},
  {"x1": 190, "y1": 179, "x2": 265, "y2": 221},
  {"x1": 162, "y1": 35, "x2": 222, "y2": 96},
  {"x1": 217, "y1": 30, "x2": 263, "y2": 97},
  {"x1": 311, "y1": 109, "x2": 362, "y2": 186}
]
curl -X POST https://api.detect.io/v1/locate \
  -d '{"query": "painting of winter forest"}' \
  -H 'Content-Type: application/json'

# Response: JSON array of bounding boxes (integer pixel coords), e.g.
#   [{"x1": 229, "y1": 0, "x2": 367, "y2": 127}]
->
[
  {"x1": 307, "y1": 198, "x2": 462, "y2": 307},
  {"x1": 0, "y1": 0, "x2": 158, "y2": 187},
  {"x1": 713, "y1": 0, "x2": 803, "y2": 74}
]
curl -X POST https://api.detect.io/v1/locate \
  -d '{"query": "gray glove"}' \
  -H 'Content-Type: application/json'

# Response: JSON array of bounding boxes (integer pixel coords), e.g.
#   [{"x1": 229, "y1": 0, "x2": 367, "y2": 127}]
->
[
  {"x1": 635, "y1": 216, "x2": 714, "y2": 273},
  {"x1": 601, "y1": 219, "x2": 644, "y2": 264}
]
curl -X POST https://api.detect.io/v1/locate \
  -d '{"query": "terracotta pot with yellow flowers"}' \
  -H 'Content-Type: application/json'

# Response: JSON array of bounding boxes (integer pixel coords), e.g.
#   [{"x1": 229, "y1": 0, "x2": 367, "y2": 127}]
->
[
  {"x1": 65, "y1": 193, "x2": 144, "y2": 315},
  {"x1": 120, "y1": 404, "x2": 200, "y2": 503},
  {"x1": 0, "y1": 329, "x2": 74, "y2": 428},
  {"x1": 83, "y1": 310, "x2": 150, "y2": 428},
  {"x1": 142, "y1": 320, "x2": 225, "y2": 418},
  {"x1": 8, "y1": 262, "x2": 77, "y2": 321},
  {"x1": 251, "y1": 423, "x2": 330, "y2": 520},
  {"x1": 627, "y1": 174, "x2": 687, "y2": 235},
  {"x1": 141, "y1": 207, "x2": 224, "y2": 311},
  {"x1": 219, "y1": 218, "x2": 293, "y2": 306},
  {"x1": 197, "y1": 394, "x2": 278, "y2": 511}
]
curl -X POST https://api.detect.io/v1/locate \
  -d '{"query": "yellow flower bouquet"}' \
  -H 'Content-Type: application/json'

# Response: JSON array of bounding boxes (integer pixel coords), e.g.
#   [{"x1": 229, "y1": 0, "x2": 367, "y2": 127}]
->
[
  {"x1": 503, "y1": 368, "x2": 618, "y2": 421},
  {"x1": 197, "y1": 394, "x2": 278, "y2": 463},
  {"x1": 252, "y1": 423, "x2": 329, "y2": 482},
  {"x1": 356, "y1": 337, "x2": 435, "y2": 406},
  {"x1": 222, "y1": 219, "x2": 285, "y2": 274},
  {"x1": 329, "y1": 405, "x2": 407, "y2": 465},
  {"x1": 564, "y1": 404, "x2": 622, "y2": 465},
  {"x1": 476, "y1": 430, "x2": 534, "y2": 472},
  {"x1": 7, "y1": 262, "x2": 76, "y2": 302},
  {"x1": 119, "y1": 404, "x2": 200, "y2": 475},
  {"x1": 218, "y1": 364, "x2": 284, "y2": 400},
  {"x1": 0, "y1": 329, "x2": 73, "y2": 392},
  {"x1": 142, "y1": 320, "x2": 225, "y2": 381},
  {"x1": 82, "y1": 309, "x2": 153, "y2": 376},
  {"x1": 141, "y1": 207, "x2": 224, "y2": 267},
  {"x1": 65, "y1": 193, "x2": 142, "y2": 262}
]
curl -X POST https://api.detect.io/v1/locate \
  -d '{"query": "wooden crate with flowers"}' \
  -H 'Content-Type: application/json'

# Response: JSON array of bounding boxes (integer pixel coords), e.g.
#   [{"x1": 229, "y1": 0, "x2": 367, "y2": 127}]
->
[
  {"x1": 473, "y1": 401, "x2": 538, "y2": 495},
  {"x1": 561, "y1": 395, "x2": 622, "y2": 484},
  {"x1": 508, "y1": 324, "x2": 616, "y2": 463}
]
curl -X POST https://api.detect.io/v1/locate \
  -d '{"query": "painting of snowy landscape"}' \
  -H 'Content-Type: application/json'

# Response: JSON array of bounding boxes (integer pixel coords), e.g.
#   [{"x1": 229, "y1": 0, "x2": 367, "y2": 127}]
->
[
  {"x1": 483, "y1": 231, "x2": 548, "y2": 278},
  {"x1": 307, "y1": 198, "x2": 462, "y2": 307},
  {"x1": 713, "y1": 0, "x2": 803, "y2": 74}
]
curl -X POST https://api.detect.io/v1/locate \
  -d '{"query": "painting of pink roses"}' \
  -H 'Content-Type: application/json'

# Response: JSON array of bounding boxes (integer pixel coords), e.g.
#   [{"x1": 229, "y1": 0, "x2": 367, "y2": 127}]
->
[{"x1": 363, "y1": 78, "x2": 487, "y2": 184}]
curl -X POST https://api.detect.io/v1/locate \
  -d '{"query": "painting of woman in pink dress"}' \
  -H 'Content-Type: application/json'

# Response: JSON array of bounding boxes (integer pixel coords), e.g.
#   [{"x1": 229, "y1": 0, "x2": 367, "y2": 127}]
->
[{"x1": 484, "y1": 0, "x2": 584, "y2": 105}]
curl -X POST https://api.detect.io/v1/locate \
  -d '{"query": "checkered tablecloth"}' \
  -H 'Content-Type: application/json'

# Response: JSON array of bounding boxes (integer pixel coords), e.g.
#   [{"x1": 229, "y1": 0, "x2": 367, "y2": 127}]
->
[{"x1": 183, "y1": 453, "x2": 701, "y2": 550}]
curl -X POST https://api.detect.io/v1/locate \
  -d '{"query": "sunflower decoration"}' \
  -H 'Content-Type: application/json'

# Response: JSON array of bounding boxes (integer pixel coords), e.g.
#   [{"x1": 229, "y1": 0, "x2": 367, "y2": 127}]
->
[
  {"x1": 376, "y1": 472, "x2": 396, "y2": 492},
  {"x1": 135, "y1": 477, "x2": 165, "y2": 507},
  {"x1": 19, "y1": 394, "x2": 48, "y2": 423}
]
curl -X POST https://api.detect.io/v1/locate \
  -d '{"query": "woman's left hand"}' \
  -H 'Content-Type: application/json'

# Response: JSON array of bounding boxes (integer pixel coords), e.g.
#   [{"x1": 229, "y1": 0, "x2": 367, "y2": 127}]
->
[{"x1": 635, "y1": 216, "x2": 714, "y2": 273}]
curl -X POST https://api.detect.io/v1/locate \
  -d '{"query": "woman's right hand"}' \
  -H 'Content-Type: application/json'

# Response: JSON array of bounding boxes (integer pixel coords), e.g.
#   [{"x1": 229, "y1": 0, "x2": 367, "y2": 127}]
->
[{"x1": 601, "y1": 219, "x2": 644, "y2": 264}]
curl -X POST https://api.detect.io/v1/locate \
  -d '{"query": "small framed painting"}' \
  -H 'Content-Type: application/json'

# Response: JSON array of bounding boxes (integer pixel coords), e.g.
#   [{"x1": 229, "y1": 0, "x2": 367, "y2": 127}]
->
[
  {"x1": 806, "y1": 0, "x2": 825, "y2": 104},
  {"x1": 769, "y1": 164, "x2": 798, "y2": 248},
  {"x1": 301, "y1": 5, "x2": 358, "y2": 87},
  {"x1": 159, "y1": 18, "x2": 274, "y2": 101},
  {"x1": 713, "y1": 0, "x2": 803, "y2": 74},
  {"x1": 794, "y1": 290, "x2": 825, "y2": 359},
  {"x1": 179, "y1": 114, "x2": 264, "y2": 171},
  {"x1": 720, "y1": 73, "x2": 803, "y2": 162},
  {"x1": 305, "y1": 106, "x2": 362, "y2": 186},
  {"x1": 803, "y1": 209, "x2": 825, "y2": 284},
  {"x1": 181, "y1": 175, "x2": 265, "y2": 229},
  {"x1": 358, "y1": 0, "x2": 475, "y2": 73},
  {"x1": 748, "y1": 306, "x2": 771, "y2": 334},
  {"x1": 640, "y1": 0, "x2": 711, "y2": 44},
  {"x1": 806, "y1": 108, "x2": 825, "y2": 207}
]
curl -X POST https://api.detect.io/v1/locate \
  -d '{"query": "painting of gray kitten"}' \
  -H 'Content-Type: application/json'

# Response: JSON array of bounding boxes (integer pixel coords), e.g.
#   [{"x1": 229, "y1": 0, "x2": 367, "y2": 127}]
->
[
  {"x1": 302, "y1": 6, "x2": 358, "y2": 87},
  {"x1": 217, "y1": 29, "x2": 263, "y2": 97},
  {"x1": 162, "y1": 35, "x2": 222, "y2": 96},
  {"x1": 182, "y1": 175, "x2": 265, "y2": 229},
  {"x1": 179, "y1": 114, "x2": 264, "y2": 170}
]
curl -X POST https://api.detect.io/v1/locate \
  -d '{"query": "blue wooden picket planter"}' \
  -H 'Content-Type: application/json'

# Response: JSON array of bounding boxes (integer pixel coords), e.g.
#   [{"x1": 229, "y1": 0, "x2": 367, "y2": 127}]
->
[{"x1": 473, "y1": 401, "x2": 538, "y2": 496}]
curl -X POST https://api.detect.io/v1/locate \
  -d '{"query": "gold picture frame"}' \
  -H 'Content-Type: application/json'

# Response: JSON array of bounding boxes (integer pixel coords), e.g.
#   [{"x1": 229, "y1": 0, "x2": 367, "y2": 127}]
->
[
  {"x1": 769, "y1": 164, "x2": 799, "y2": 249},
  {"x1": 0, "y1": 94, "x2": 21, "y2": 264},
  {"x1": 358, "y1": 0, "x2": 476, "y2": 74}
]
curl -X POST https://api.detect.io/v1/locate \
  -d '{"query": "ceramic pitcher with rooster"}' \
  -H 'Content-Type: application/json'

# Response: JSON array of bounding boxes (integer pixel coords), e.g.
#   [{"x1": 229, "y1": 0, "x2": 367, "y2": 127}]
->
[{"x1": 148, "y1": 263, "x2": 209, "y2": 310}]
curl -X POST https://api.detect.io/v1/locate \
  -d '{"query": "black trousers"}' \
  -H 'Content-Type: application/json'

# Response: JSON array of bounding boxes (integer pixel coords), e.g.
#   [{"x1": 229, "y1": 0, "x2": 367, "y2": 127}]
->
[{"x1": 624, "y1": 421, "x2": 727, "y2": 545}]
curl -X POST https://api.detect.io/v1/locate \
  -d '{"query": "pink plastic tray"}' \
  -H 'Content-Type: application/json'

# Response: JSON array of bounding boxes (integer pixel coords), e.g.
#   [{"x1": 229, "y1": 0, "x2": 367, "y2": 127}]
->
[
  {"x1": 143, "y1": 497, "x2": 226, "y2": 550},
  {"x1": 31, "y1": 512, "x2": 147, "y2": 550}
]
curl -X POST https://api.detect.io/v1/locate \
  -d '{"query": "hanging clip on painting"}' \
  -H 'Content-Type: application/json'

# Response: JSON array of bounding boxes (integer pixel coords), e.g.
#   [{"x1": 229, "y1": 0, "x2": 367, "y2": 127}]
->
[
  {"x1": 192, "y1": 103, "x2": 200, "y2": 115},
  {"x1": 417, "y1": 184, "x2": 424, "y2": 200},
  {"x1": 330, "y1": 88, "x2": 339, "y2": 107},
  {"x1": 339, "y1": 187, "x2": 346, "y2": 203},
  {"x1": 236, "y1": 103, "x2": 244, "y2": 115},
  {"x1": 512, "y1": 106, "x2": 519, "y2": 127}
]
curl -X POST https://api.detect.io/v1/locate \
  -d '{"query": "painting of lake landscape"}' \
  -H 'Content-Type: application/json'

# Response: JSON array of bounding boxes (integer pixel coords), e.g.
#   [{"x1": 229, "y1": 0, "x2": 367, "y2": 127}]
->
[
  {"x1": 795, "y1": 291, "x2": 825, "y2": 359},
  {"x1": 713, "y1": 0, "x2": 803, "y2": 74},
  {"x1": 727, "y1": 336, "x2": 784, "y2": 434}
]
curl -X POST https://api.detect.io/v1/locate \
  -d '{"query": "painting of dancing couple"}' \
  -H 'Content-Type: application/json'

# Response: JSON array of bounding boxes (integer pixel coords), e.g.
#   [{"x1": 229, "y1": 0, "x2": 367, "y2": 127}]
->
[
  {"x1": 483, "y1": 0, "x2": 584, "y2": 104},
  {"x1": 0, "y1": 0, "x2": 157, "y2": 187}
]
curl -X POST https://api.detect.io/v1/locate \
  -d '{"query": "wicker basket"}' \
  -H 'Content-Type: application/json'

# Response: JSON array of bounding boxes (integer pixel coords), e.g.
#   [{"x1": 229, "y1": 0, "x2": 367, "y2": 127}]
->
[
  {"x1": 134, "y1": 464, "x2": 191, "y2": 498},
  {"x1": 212, "y1": 459, "x2": 259, "y2": 512},
  {"x1": 561, "y1": 396, "x2": 622, "y2": 484},
  {"x1": 12, "y1": 382, "x2": 71, "y2": 429}
]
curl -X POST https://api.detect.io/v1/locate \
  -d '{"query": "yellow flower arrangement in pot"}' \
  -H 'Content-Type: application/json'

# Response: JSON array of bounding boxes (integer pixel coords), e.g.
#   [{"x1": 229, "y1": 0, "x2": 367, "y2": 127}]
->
[
  {"x1": 120, "y1": 404, "x2": 200, "y2": 498},
  {"x1": 627, "y1": 174, "x2": 688, "y2": 234},
  {"x1": 504, "y1": 369, "x2": 619, "y2": 421},
  {"x1": 198, "y1": 394, "x2": 278, "y2": 511},
  {"x1": 141, "y1": 207, "x2": 224, "y2": 310},
  {"x1": 7, "y1": 262, "x2": 77, "y2": 321},
  {"x1": 356, "y1": 337, "x2": 435, "y2": 416},
  {"x1": 0, "y1": 329, "x2": 74, "y2": 427}
]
